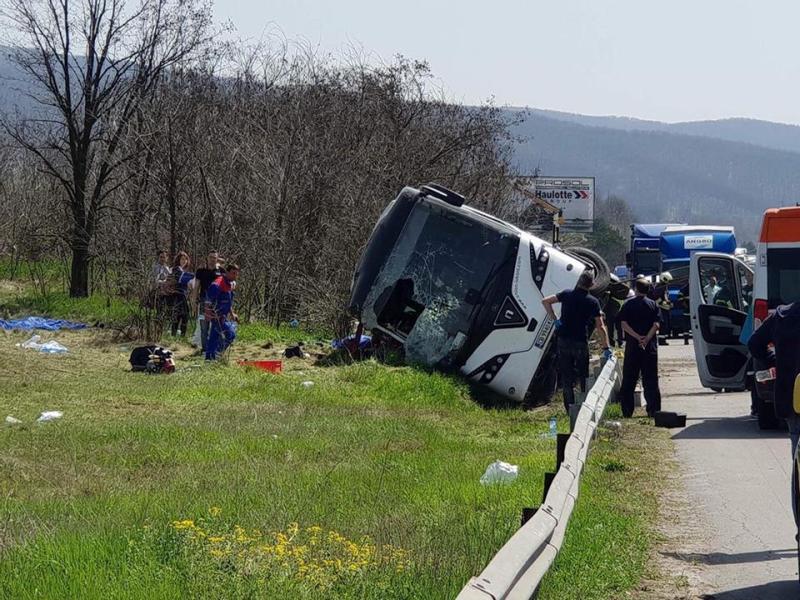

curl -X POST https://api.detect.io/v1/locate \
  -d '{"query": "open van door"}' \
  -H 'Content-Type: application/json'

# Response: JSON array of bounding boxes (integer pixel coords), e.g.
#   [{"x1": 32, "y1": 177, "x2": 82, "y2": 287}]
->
[{"x1": 689, "y1": 252, "x2": 753, "y2": 391}]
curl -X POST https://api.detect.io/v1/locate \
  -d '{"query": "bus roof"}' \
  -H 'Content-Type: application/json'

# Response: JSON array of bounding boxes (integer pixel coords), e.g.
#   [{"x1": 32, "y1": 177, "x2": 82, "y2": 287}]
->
[{"x1": 759, "y1": 207, "x2": 800, "y2": 243}]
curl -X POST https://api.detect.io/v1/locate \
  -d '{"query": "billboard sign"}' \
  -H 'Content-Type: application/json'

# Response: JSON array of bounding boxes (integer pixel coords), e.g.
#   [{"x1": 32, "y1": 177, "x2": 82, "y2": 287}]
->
[{"x1": 515, "y1": 176, "x2": 595, "y2": 232}]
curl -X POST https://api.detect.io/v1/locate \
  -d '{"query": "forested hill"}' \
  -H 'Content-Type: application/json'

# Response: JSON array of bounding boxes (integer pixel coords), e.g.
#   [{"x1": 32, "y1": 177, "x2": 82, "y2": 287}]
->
[
  {"x1": 507, "y1": 109, "x2": 800, "y2": 242},
  {"x1": 3, "y1": 42, "x2": 799, "y2": 244}
]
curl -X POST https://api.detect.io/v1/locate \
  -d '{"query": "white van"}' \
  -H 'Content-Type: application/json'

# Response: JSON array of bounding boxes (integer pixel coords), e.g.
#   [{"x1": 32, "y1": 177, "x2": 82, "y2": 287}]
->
[{"x1": 689, "y1": 207, "x2": 800, "y2": 428}]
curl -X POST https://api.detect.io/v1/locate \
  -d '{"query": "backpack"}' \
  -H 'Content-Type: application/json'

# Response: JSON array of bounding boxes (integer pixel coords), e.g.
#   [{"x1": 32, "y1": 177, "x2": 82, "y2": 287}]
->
[{"x1": 129, "y1": 345, "x2": 175, "y2": 374}]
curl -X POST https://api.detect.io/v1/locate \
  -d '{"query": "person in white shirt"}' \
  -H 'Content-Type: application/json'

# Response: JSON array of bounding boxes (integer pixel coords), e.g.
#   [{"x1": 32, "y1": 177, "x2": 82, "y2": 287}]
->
[{"x1": 703, "y1": 275, "x2": 721, "y2": 304}]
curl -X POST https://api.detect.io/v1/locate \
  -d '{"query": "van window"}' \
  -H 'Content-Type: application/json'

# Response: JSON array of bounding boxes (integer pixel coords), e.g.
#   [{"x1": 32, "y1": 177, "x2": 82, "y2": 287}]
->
[
  {"x1": 697, "y1": 256, "x2": 740, "y2": 310},
  {"x1": 767, "y1": 248, "x2": 800, "y2": 308}
]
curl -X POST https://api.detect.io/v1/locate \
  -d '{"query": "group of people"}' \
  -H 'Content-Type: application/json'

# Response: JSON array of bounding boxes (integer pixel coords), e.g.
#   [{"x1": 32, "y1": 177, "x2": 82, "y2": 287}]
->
[
  {"x1": 151, "y1": 249, "x2": 241, "y2": 360},
  {"x1": 543, "y1": 271, "x2": 662, "y2": 419}
]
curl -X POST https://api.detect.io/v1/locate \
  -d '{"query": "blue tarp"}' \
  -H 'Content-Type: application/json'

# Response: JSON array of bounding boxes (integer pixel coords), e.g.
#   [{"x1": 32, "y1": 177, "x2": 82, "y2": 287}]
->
[{"x1": 0, "y1": 316, "x2": 88, "y2": 331}]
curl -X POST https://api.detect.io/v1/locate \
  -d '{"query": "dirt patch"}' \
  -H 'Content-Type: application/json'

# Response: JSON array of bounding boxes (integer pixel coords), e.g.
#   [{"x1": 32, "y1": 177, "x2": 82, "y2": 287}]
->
[{"x1": 626, "y1": 436, "x2": 711, "y2": 599}]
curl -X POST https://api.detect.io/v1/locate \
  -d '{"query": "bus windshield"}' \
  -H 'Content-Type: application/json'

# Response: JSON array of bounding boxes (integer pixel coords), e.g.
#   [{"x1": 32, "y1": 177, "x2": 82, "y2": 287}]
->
[{"x1": 362, "y1": 199, "x2": 516, "y2": 366}]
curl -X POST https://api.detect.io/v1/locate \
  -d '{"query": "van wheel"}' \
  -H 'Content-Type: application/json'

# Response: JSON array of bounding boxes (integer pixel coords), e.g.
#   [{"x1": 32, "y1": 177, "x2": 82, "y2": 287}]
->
[{"x1": 564, "y1": 247, "x2": 610, "y2": 296}]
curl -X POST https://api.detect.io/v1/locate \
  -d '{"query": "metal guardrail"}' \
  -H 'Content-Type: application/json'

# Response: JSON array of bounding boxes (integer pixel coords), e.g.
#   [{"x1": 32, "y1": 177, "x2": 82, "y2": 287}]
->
[{"x1": 456, "y1": 356, "x2": 622, "y2": 600}]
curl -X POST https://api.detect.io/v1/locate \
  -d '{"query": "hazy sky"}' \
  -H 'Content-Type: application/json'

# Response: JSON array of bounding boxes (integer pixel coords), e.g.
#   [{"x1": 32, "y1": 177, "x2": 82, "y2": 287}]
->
[{"x1": 214, "y1": 0, "x2": 800, "y2": 125}]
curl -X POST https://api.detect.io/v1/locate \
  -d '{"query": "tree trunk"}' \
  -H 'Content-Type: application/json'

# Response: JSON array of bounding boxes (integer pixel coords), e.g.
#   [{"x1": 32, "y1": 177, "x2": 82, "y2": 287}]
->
[{"x1": 69, "y1": 240, "x2": 90, "y2": 297}]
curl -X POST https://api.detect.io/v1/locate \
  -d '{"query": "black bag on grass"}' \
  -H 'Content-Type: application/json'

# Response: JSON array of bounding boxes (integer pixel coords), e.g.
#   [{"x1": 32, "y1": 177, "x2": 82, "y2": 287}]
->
[{"x1": 129, "y1": 345, "x2": 175, "y2": 374}]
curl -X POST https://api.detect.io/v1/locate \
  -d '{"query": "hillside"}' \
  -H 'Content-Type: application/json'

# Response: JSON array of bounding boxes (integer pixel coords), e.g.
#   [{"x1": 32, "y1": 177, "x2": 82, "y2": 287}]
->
[
  {"x1": 2, "y1": 44, "x2": 799, "y2": 244},
  {"x1": 507, "y1": 111, "x2": 800, "y2": 242}
]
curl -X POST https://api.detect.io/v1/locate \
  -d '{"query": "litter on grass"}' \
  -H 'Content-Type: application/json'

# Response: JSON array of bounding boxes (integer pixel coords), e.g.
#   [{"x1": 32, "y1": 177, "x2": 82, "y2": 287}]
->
[
  {"x1": 480, "y1": 460, "x2": 519, "y2": 485},
  {"x1": 37, "y1": 411, "x2": 63, "y2": 423},
  {"x1": 283, "y1": 345, "x2": 309, "y2": 359},
  {"x1": 331, "y1": 334, "x2": 372, "y2": 351},
  {"x1": 5, "y1": 416, "x2": 22, "y2": 425},
  {"x1": 0, "y1": 316, "x2": 87, "y2": 331},
  {"x1": 17, "y1": 335, "x2": 68, "y2": 354},
  {"x1": 301, "y1": 381, "x2": 315, "y2": 388}
]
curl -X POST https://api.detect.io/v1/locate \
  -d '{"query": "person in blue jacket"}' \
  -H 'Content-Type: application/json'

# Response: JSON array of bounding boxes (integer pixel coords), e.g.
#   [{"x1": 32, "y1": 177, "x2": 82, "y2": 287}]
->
[{"x1": 204, "y1": 264, "x2": 240, "y2": 360}]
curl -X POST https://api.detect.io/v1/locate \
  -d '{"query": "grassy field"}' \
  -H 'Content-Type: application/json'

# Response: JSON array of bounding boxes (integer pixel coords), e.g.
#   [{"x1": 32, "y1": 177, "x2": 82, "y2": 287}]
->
[{"x1": 0, "y1": 281, "x2": 669, "y2": 599}]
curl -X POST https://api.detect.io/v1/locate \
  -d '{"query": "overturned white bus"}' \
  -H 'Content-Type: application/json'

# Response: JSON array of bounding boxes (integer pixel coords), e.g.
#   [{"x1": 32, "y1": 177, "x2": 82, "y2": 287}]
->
[{"x1": 347, "y1": 184, "x2": 610, "y2": 406}]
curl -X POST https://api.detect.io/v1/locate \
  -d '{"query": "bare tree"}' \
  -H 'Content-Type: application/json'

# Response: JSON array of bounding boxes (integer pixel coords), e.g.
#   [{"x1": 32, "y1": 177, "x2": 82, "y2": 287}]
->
[{"x1": 1, "y1": 0, "x2": 214, "y2": 296}]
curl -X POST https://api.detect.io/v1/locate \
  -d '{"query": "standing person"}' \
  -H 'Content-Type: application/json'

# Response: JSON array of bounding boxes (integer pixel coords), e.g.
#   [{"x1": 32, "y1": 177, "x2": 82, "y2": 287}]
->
[
  {"x1": 205, "y1": 264, "x2": 240, "y2": 361},
  {"x1": 703, "y1": 275, "x2": 721, "y2": 304},
  {"x1": 542, "y1": 271, "x2": 612, "y2": 413},
  {"x1": 748, "y1": 302, "x2": 800, "y2": 527},
  {"x1": 649, "y1": 273, "x2": 672, "y2": 345},
  {"x1": 151, "y1": 249, "x2": 172, "y2": 320},
  {"x1": 618, "y1": 278, "x2": 662, "y2": 418},
  {"x1": 152, "y1": 249, "x2": 171, "y2": 287},
  {"x1": 192, "y1": 251, "x2": 225, "y2": 352},
  {"x1": 169, "y1": 251, "x2": 194, "y2": 337}
]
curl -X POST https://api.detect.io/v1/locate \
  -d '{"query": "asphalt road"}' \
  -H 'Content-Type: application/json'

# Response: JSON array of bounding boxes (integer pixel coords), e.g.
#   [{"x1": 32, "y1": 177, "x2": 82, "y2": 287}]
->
[{"x1": 659, "y1": 341, "x2": 800, "y2": 599}]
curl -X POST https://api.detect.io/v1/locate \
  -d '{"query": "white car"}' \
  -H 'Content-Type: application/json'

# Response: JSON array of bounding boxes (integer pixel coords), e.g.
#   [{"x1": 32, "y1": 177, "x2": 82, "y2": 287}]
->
[{"x1": 348, "y1": 184, "x2": 609, "y2": 405}]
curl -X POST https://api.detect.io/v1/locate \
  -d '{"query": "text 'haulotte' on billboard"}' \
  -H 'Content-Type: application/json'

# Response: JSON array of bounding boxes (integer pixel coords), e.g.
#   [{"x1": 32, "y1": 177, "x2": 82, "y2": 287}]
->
[{"x1": 515, "y1": 176, "x2": 595, "y2": 233}]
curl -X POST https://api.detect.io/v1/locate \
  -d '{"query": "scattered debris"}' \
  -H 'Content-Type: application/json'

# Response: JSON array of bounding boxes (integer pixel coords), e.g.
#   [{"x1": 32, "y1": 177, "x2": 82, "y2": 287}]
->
[
  {"x1": 284, "y1": 344, "x2": 309, "y2": 359},
  {"x1": 331, "y1": 335, "x2": 372, "y2": 351},
  {"x1": 17, "y1": 335, "x2": 68, "y2": 354},
  {"x1": 5, "y1": 416, "x2": 22, "y2": 425},
  {"x1": 301, "y1": 381, "x2": 315, "y2": 388},
  {"x1": 37, "y1": 411, "x2": 63, "y2": 423},
  {"x1": 480, "y1": 460, "x2": 519, "y2": 485},
  {"x1": 289, "y1": 319, "x2": 300, "y2": 328},
  {"x1": 239, "y1": 360, "x2": 282, "y2": 374},
  {"x1": 601, "y1": 420, "x2": 623, "y2": 432},
  {"x1": 129, "y1": 346, "x2": 175, "y2": 374},
  {"x1": 0, "y1": 316, "x2": 87, "y2": 331},
  {"x1": 654, "y1": 411, "x2": 687, "y2": 428}
]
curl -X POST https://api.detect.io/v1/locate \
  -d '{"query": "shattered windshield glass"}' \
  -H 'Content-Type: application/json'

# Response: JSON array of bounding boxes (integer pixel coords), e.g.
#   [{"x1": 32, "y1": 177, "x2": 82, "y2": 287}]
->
[{"x1": 363, "y1": 199, "x2": 515, "y2": 367}]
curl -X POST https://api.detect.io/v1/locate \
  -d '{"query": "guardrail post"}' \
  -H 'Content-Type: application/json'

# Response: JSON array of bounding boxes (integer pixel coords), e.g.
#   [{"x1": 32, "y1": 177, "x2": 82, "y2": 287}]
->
[
  {"x1": 521, "y1": 507, "x2": 538, "y2": 526},
  {"x1": 556, "y1": 433, "x2": 569, "y2": 469},
  {"x1": 568, "y1": 403, "x2": 581, "y2": 432},
  {"x1": 542, "y1": 472, "x2": 555, "y2": 501}
]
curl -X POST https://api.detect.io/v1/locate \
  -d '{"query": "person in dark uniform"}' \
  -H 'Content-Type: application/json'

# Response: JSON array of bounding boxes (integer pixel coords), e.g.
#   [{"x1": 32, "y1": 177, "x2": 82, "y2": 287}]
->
[
  {"x1": 618, "y1": 278, "x2": 662, "y2": 418},
  {"x1": 648, "y1": 273, "x2": 673, "y2": 345},
  {"x1": 748, "y1": 302, "x2": 800, "y2": 526},
  {"x1": 542, "y1": 271, "x2": 612, "y2": 413}
]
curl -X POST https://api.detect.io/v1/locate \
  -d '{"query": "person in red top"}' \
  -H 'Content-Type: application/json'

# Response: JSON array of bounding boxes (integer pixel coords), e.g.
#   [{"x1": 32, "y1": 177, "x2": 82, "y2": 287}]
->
[{"x1": 204, "y1": 264, "x2": 240, "y2": 360}]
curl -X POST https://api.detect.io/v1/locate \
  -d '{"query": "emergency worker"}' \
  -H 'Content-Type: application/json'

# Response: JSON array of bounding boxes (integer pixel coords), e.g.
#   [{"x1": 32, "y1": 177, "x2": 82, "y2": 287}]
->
[
  {"x1": 619, "y1": 278, "x2": 662, "y2": 418},
  {"x1": 542, "y1": 270, "x2": 612, "y2": 413},
  {"x1": 649, "y1": 273, "x2": 673, "y2": 344},
  {"x1": 205, "y1": 264, "x2": 240, "y2": 360},
  {"x1": 748, "y1": 302, "x2": 800, "y2": 526}
]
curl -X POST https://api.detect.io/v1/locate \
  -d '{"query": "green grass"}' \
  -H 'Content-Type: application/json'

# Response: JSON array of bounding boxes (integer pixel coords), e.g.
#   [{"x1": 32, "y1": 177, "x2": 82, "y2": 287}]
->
[
  {"x1": 0, "y1": 277, "x2": 328, "y2": 344},
  {"x1": 0, "y1": 275, "x2": 669, "y2": 599}
]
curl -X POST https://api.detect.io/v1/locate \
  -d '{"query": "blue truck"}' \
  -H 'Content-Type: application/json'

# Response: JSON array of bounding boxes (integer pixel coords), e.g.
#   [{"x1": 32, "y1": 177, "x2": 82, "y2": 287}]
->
[
  {"x1": 626, "y1": 224, "x2": 737, "y2": 337},
  {"x1": 658, "y1": 225, "x2": 737, "y2": 336},
  {"x1": 627, "y1": 223, "x2": 684, "y2": 278}
]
